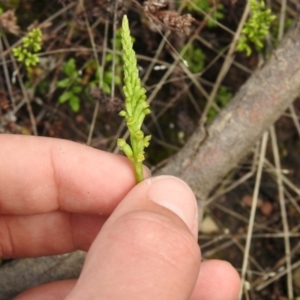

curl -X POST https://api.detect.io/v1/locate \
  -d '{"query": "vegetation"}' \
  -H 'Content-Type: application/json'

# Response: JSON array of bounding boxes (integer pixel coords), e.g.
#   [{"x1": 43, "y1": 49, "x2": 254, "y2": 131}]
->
[
  {"x1": 183, "y1": 44, "x2": 206, "y2": 74},
  {"x1": 56, "y1": 58, "x2": 83, "y2": 112},
  {"x1": 12, "y1": 28, "x2": 42, "y2": 67},
  {"x1": 236, "y1": 0, "x2": 276, "y2": 56},
  {"x1": 184, "y1": 0, "x2": 225, "y2": 27},
  {"x1": 117, "y1": 15, "x2": 151, "y2": 183}
]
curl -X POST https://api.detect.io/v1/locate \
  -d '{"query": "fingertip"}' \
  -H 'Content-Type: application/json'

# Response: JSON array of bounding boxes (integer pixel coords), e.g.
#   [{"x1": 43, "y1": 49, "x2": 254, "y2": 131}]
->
[
  {"x1": 147, "y1": 176, "x2": 198, "y2": 237},
  {"x1": 191, "y1": 259, "x2": 241, "y2": 300},
  {"x1": 105, "y1": 175, "x2": 199, "y2": 238}
]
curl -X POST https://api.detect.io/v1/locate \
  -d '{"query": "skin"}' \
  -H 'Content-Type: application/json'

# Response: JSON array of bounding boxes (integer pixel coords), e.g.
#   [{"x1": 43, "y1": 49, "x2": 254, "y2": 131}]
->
[{"x1": 0, "y1": 134, "x2": 240, "y2": 299}]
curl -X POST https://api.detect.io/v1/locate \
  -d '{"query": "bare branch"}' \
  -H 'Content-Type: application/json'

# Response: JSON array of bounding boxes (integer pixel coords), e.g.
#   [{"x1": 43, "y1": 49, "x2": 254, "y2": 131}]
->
[{"x1": 158, "y1": 14, "x2": 300, "y2": 203}]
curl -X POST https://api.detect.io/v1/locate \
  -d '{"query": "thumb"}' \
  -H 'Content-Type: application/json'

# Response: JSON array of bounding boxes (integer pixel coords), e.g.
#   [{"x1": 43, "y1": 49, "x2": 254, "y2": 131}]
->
[{"x1": 67, "y1": 176, "x2": 200, "y2": 300}]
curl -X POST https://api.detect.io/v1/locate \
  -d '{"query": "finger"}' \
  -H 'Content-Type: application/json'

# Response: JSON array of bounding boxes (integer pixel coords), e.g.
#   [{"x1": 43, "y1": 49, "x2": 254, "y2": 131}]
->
[
  {"x1": 0, "y1": 134, "x2": 142, "y2": 215},
  {"x1": 66, "y1": 176, "x2": 200, "y2": 300},
  {"x1": 0, "y1": 212, "x2": 106, "y2": 258},
  {"x1": 13, "y1": 280, "x2": 76, "y2": 300},
  {"x1": 190, "y1": 260, "x2": 241, "y2": 300}
]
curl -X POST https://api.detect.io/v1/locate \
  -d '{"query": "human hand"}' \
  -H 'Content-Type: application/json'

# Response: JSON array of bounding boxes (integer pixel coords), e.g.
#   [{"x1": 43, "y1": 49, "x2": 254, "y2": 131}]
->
[{"x1": 0, "y1": 134, "x2": 240, "y2": 299}]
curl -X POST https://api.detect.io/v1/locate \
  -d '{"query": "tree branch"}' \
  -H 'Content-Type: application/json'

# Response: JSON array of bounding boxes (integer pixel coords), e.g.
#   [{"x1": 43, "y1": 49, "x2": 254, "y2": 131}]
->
[{"x1": 159, "y1": 14, "x2": 300, "y2": 202}]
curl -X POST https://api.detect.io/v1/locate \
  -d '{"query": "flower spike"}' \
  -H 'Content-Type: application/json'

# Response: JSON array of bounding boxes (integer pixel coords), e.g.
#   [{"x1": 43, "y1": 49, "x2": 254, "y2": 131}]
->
[{"x1": 118, "y1": 15, "x2": 151, "y2": 183}]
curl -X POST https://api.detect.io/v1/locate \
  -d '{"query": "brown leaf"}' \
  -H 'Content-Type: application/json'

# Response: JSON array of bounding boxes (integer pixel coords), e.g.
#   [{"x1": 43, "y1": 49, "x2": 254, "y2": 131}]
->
[
  {"x1": 259, "y1": 201, "x2": 273, "y2": 216},
  {"x1": 0, "y1": 10, "x2": 20, "y2": 35},
  {"x1": 143, "y1": 0, "x2": 194, "y2": 34}
]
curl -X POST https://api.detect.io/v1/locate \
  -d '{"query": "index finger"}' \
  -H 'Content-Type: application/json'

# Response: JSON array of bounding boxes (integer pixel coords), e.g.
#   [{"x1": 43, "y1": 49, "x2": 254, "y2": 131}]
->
[{"x1": 0, "y1": 134, "x2": 137, "y2": 215}]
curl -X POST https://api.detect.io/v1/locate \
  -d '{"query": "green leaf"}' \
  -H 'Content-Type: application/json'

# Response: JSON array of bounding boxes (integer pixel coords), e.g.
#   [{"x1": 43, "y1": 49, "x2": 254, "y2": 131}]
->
[
  {"x1": 104, "y1": 71, "x2": 113, "y2": 82},
  {"x1": 63, "y1": 58, "x2": 77, "y2": 76},
  {"x1": 103, "y1": 82, "x2": 111, "y2": 94},
  {"x1": 72, "y1": 86, "x2": 82, "y2": 94},
  {"x1": 58, "y1": 91, "x2": 73, "y2": 103},
  {"x1": 69, "y1": 95, "x2": 80, "y2": 112},
  {"x1": 114, "y1": 75, "x2": 121, "y2": 85},
  {"x1": 57, "y1": 78, "x2": 72, "y2": 88},
  {"x1": 183, "y1": 44, "x2": 205, "y2": 73}
]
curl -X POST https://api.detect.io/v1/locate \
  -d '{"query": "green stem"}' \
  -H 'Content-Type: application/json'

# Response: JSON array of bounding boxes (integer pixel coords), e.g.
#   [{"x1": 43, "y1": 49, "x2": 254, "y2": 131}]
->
[{"x1": 135, "y1": 161, "x2": 143, "y2": 183}]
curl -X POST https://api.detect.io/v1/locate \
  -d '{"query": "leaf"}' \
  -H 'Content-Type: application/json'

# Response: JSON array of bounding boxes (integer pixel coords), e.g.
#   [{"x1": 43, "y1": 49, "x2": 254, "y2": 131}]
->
[
  {"x1": 104, "y1": 70, "x2": 113, "y2": 82},
  {"x1": 114, "y1": 75, "x2": 121, "y2": 85},
  {"x1": 58, "y1": 91, "x2": 73, "y2": 103},
  {"x1": 69, "y1": 95, "x2": 80, "y2": 112},
  {"x1": 95, "y1": 67, "x2": 101, "y2": 81},
  {"x1": 102, "y1": 82, "x2": 111, "y2": 94},
  {"x1": 57, "y1": 78, "x2": 72, "y2": 88},
  {"x1": 72, "y1": 86, "x2": 82, "y2": 94},
  {"x1": 63, "y1": 58, "x2": 77, "y2": 76}
]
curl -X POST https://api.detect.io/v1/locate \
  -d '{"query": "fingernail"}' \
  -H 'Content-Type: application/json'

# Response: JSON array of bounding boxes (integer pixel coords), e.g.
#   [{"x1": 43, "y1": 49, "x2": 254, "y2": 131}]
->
[{"x1": 147, "y1": 176, "x2": 197, "y2": 230}]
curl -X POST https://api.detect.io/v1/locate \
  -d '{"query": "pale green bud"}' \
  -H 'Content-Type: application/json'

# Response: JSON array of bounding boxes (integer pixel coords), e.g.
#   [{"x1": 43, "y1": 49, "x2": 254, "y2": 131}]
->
[
  {"x1": 137, "y1": 152, "x2": 145, "y2": 162},
  {"x1": 117, "y1": 139, "x2": 133, "y2": 159},
  {"x1": 127, "y1": 116, "x2": 135, "y2": 126},
  {"x1": 119, "y1": 110, "x2": 127, "y2": 117},
  {"x1": 134, "y1": 130, "x2": 143, "y2": 140},
  {"x1": 143, "y1": 135, "x2": 151, "y2": 147}
]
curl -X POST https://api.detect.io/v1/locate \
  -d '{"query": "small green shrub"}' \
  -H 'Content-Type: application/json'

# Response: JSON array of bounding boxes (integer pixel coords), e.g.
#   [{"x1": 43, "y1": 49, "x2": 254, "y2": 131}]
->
[
  {"x1": 57, "y1": 56, "x2": 122, "y2": 113},
  {"x1": 236, "y1": 0, "x2": 276, "y2": 56},
  {"x1": 57, "y1": 58, "x2": 82, "y2": 113},
  {"x1": 183, "y1": 44, "x2": 206, "y2": 74},
  {"x1": 184, "y1": 0, "x2": 224, "y2": 27},
  {"x1": 12, "y1": 28, "x2": 42, "y2": 67}
]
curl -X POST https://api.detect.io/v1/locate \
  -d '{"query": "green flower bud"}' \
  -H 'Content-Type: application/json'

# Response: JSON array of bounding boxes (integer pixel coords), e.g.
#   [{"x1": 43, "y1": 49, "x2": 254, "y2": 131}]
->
[
  {"x1": 137, "y1": 152, "x2": 145, "y2": 162},
  {"x1": 119, "y1": 110, "x2": 127, "y2": 117},
  {"x1": 134, "y1": 130, "x2": 144, "y2": 140},
  {"x1": 127, "y1": 116, "x2": 135, "y2": 126},
  {"x1": 143, "y1": 135, "x2": 151, "y2": 147},
  {"x1": 117, "y1": 139, "x2": 133, "y2": 159}
]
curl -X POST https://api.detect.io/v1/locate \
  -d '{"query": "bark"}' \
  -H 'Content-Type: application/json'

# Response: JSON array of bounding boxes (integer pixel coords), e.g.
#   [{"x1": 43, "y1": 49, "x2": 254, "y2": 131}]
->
[
  {"x1": 159, "y1": 14, "x2": 300, "y2": 202},
  {"x1": 1, "y1": 14, "x2": 300, "y2": 299},
  {"x1": 0, "y1": 252, "x2": 85, "y2": 300}
]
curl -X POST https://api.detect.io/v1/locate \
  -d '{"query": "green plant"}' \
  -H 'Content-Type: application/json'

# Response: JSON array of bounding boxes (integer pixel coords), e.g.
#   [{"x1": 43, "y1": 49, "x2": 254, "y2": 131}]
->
[
  {"x1": 183, "y1": 44, "x2": 206, "y2": 73},
  {"x1": 207, "y1": 86, "x2": 232, "y2": 123},
  {"x1": 184, "y1": 0, "x2": 224, "y2": 27},
  {"x1": 12, "y1": 28, "x2": 42, "y2": 67},
  {"x1": 57, "y1": 55, "x2": 122, "y2": 113},
  {"x1": 57, "y1": 58, "x2": 82, "y2": 112},
  {"x1": 236, "y1": 0, "x2": 276, "y2": 56},
  {"x1": 117, "y1": 15, "x2": 151, "y2": 183}
]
